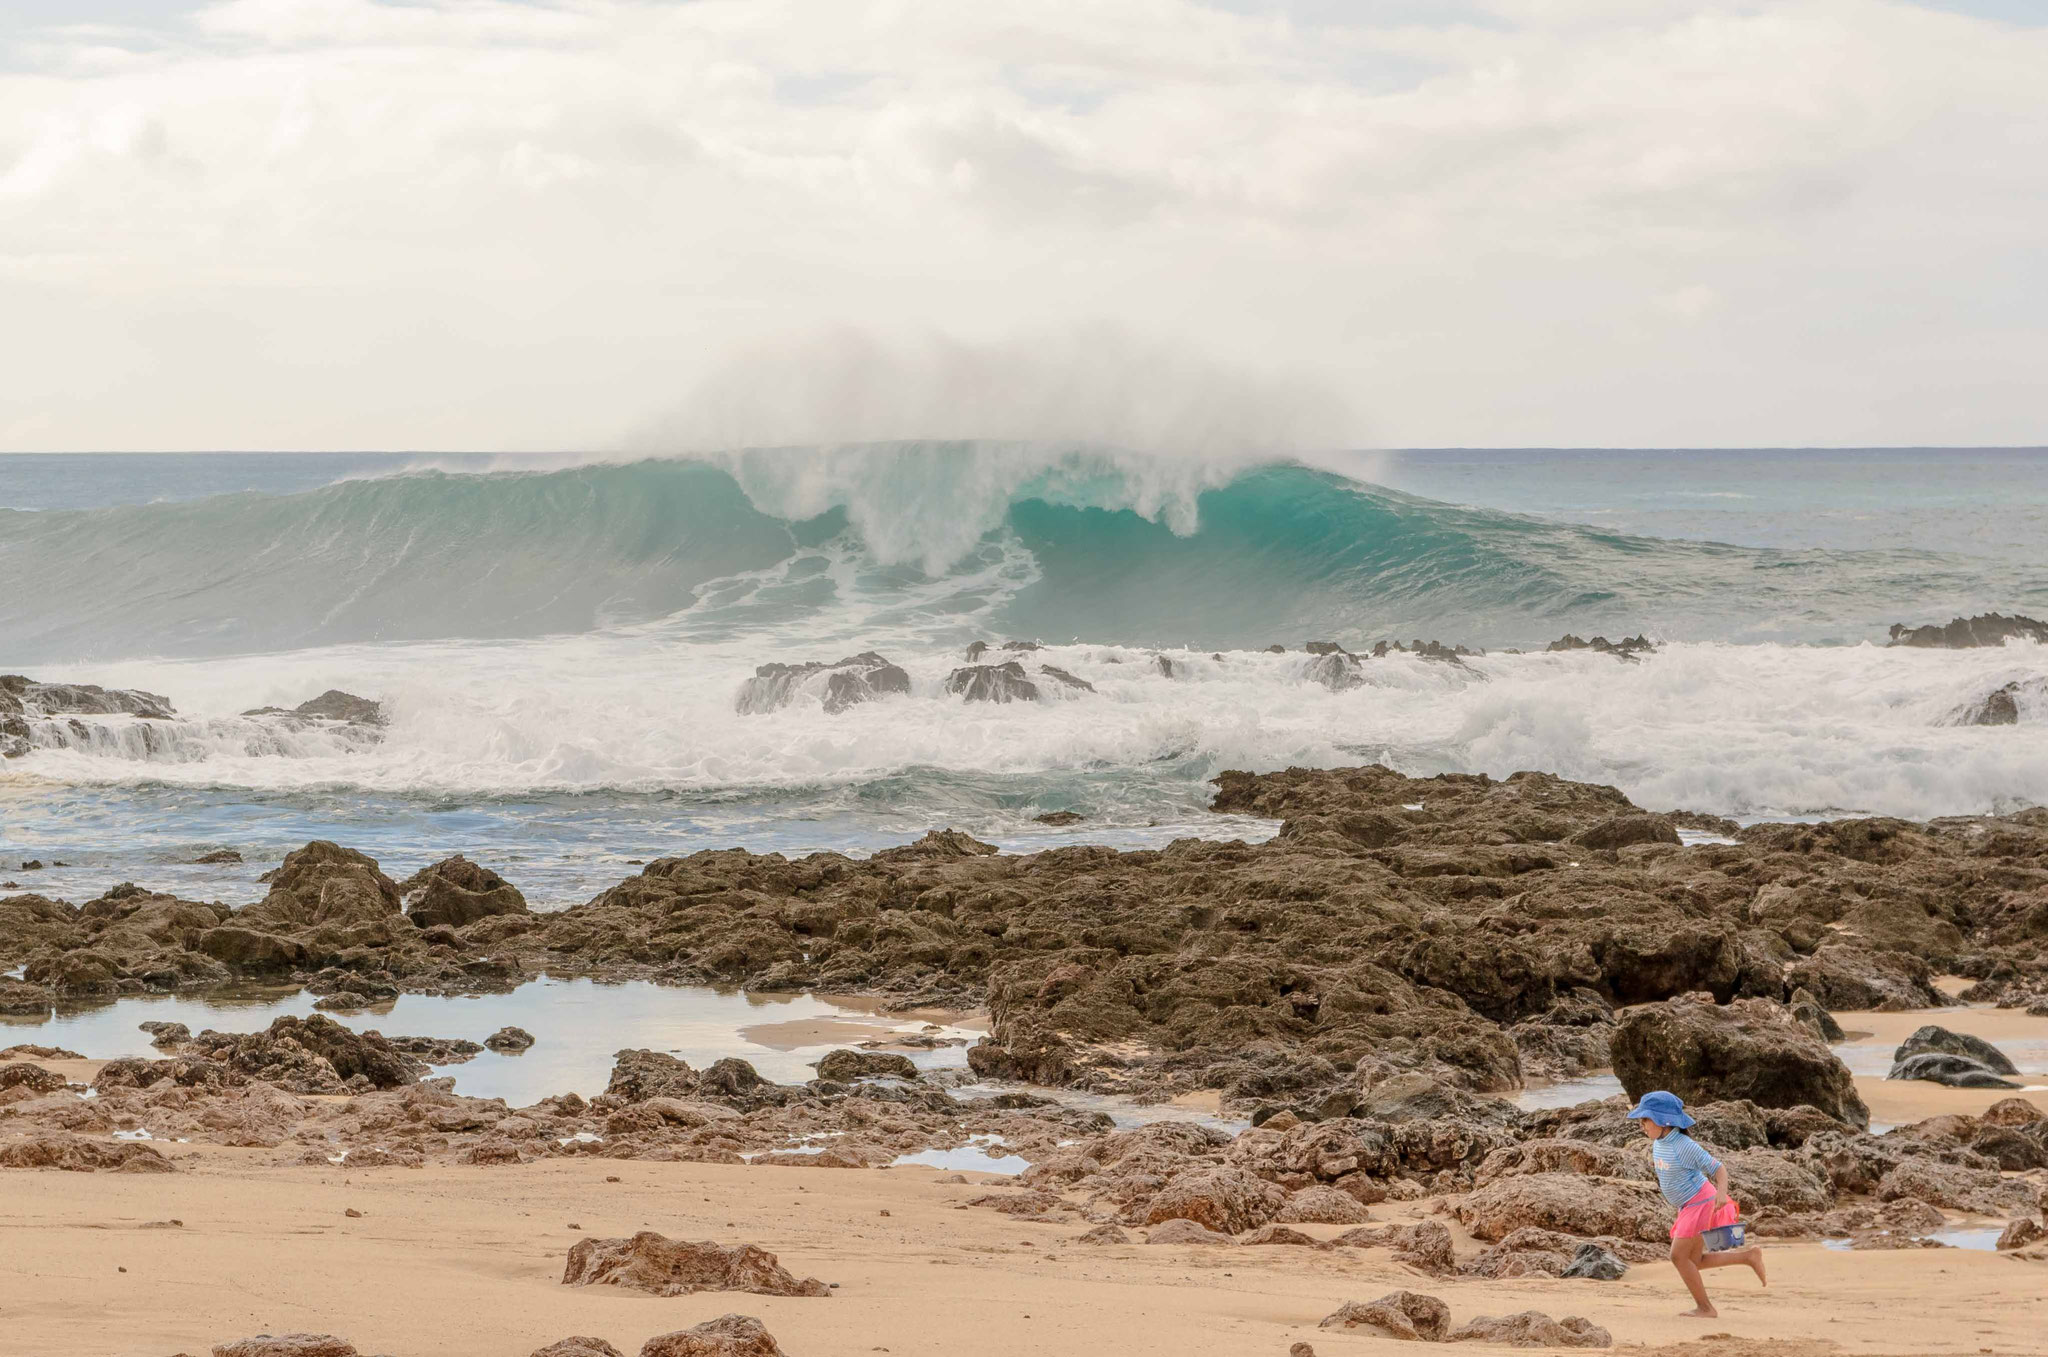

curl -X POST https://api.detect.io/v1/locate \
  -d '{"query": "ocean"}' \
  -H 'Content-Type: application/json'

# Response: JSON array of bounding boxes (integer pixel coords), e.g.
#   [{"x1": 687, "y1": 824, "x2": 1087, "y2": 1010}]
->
[{"x1": 3, "y1": 445, "x2": 2045, "y2": 911}]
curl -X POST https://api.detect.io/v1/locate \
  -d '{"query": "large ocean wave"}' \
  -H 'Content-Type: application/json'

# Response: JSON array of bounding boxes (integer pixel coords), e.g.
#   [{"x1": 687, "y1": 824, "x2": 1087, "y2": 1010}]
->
[{"x1": 4, "y1": 446, "x2": 2033, "y2": 662}]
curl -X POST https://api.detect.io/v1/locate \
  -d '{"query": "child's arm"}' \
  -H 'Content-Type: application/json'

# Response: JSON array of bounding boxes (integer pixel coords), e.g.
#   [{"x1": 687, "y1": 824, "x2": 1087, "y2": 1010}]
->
[{"x1": 1710, "y1": 1160, "x2": 1732, "y2": 1210}]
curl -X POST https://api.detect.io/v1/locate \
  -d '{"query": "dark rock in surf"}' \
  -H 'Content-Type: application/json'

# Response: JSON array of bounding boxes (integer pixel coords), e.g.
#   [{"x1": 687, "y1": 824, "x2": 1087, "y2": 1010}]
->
[
  {"x1": 1154, "y1": 654, "x2": 1178, "y2": 678},
  {"x1": 1545, "y1": 634, "x2": 1655, "y2": 661},
  {"x1": 945, "y1": 661, "x2": 1040, "y2": 704},
  {"x1": 1894, "y1": 1025, "x2": 2019, "y2": 1075},
  {"x1": 1037, "y1": 665, "x2": 1095, "y2": 694},
  {"x1": 1887, "y1": 1051, "x2": 2020, "y2": 1089},
  {"x1": 242, "y1": 690, "x2": 386, "y2": 727},
  {"x1": 1033, "y1": 810, "x2": 1086, "y2": 826},
  {"x1": 1304, "y1": 651, "x2": 1365, "y2": 692},
  {"x1": 1887, "y1": 613, "x2": 2048, "y2": 648},
  {"x1": 735, "y1": 652, "x2": 911, "y2": 716},
  {"x1": 1951, "y1": 680, "x2": 2036, "y2": 726},
  {"x1": 2, "y1": 674, "x2": 175, "y2": 756},
  {"x1": 964, "y1": 640, "x2": 1041, "y2": 663},
  {"x1": 1372, "y1": 639, "x2": 1479, "y2": 666}
]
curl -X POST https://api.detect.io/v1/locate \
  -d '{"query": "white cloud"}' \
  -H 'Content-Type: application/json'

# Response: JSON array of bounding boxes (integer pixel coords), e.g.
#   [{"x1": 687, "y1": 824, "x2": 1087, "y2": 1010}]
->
[{"x1": 0, "y1": 0, "x2": 2043, "y2": 450}]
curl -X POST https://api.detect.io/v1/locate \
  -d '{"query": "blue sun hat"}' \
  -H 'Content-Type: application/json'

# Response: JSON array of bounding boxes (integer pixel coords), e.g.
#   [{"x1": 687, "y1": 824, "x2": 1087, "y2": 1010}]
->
[{"x1": 1626, "y1": 1090, "x2": 1695, "y2": 1128}]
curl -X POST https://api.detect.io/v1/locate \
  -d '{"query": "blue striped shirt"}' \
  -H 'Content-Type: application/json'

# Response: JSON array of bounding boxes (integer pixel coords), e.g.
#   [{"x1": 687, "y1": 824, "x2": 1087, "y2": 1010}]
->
[{"x1": 1651, "y1": 1131, "x2": 1721, "y2": 1208}]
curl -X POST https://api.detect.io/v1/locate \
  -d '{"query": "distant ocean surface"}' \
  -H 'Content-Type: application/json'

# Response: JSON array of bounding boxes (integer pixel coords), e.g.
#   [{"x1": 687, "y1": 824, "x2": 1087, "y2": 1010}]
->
[{"x1": 3, "y1": 445, "x2": 2044, "y2": 910}]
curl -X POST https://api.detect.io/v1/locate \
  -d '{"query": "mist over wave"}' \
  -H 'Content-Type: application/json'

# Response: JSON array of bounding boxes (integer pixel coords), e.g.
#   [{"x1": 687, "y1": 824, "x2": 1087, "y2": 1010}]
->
[{"x1": 0, "y1": 445, "x2": 2028, "y2": 662}]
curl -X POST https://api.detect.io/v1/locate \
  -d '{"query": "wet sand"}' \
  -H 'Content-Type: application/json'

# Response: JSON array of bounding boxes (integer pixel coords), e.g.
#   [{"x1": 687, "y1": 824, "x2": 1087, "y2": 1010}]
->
[{"x1": 4, "y1": 1146, "x2": 2044, "y2": 1357}]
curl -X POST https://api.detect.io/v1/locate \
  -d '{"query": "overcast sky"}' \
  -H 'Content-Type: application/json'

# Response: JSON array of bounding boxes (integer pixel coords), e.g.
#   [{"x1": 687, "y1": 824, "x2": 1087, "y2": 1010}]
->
[{"x1": 1, "y1": 0, "x2": 2043, "y2": 452}]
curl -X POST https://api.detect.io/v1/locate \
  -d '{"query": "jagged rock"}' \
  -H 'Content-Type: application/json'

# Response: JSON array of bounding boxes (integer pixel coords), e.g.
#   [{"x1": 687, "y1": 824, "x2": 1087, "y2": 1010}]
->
[
  {"x1": 1611, "y1": 997, "x2": 1869, "y2": 1128},
  {"x1": 1142, "y1": 1165, "x2": 1288, "y2": 1235},
  {"x1": 1446, "y1": 1312, "x2": 1612, "y2": 1348},
  {"x1": 188, "y1": 1016, "x2": 413, "y2": 1093},
  {"x1": 0, "y1": 1062, "x2": 67, "y2": 1093},
  {"x1": 607, "y1": 1050, "x2": 701, "y2": 1102},
  {"x1": 735, "y1": 652, "x2": 910, "y2": 716},
  {"x1": 1038, "y1": 666, "x2": 1095, "y2": 695},
  {"x1": 1303, "y1": 651, "x2": 1365, "y2": 692},
  {"x1": 212, "y1": 1337, "x2": 359, "y2": 1357},
  {"x1": 1, "y1": 673, "x2": 175, "y2": 720},
  {"x1": 1887, "y1": 1051, "x2": 2020, "y2": 1089},
  {"x1": 813, "y1": 1049, "x2": 917, "y2": 1082},
  {"x1": 1560, "y1": 1243, "x2": 1628, "y2": 1280},
  {"x1": 1998, "y1": 1218, "x2": 2044, "y2": 1251},
  {"x1": 0, "y1": 1132, "x2": 174, "y2": 1173},
  {"x1": 195, "y1": 926, "x2": 305, "y2": 971},
  {"x1": 530, "y1": 1341, "x2": 624, "y2": 1357},
  {"x1": 638, "y1": 1314, "x2": 787, "y2": 1357},
  {"x1": 1875, "y1": 1158, "x2": 2035, "y2": 1215},
  {"x1": 944, "y1": 661, "x2": 1040, "y2": 703},
  {"x1": 1894, "y1": 1026, "x2": 2020, "y2": 1075},
  {"x1": 243, "y1": 690, "x2": 385, "y2": 726},
  {"x1": 1546, "y1": 634, "x2": 1654, "y2": 661},
  {"x1": 0, "y1": 1043, "x2": 79, "y2": 1059},
  {"x1": 1318, "y1": 1291, "x2": 1451, "y2": 1341},
  {"x1": 1453, "y1": 1173, "x2": 1669, "y2": 1244},
  {"x1": 485, "y1": 1026, "x2": 536, "y2": 1053},
  {"x1": 400, "y1": 856, "x2": 529, "y2": 930},
  {"x1": 1887, "y1": 614, "x2": 2048, "y2": 648},
  {"x1": 241, "y1": 841, "x2": 400, "y2": 932},
  {"x1": 562, "y1": 1234, "x2": 829, "y2": 1298},
  {"x1": 1955, "y1": 682, "x2": 2023, "y2": 726},
  {"x1": 0, "y1": 978, "x2": 54, "y2": 1015}
]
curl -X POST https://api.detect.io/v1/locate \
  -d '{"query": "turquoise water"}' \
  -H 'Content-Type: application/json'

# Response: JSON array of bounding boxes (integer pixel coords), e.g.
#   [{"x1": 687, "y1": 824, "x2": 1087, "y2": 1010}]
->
[{"x1": 3, "y1": 446, "x2": 2045, "y2": 906}]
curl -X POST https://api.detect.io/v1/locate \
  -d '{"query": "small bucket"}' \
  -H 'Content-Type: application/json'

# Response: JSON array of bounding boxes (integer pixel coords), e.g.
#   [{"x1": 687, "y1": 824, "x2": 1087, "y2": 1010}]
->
[{"x1": 1699, "y1": 1221, "x2": 1746, "y2": 1253}]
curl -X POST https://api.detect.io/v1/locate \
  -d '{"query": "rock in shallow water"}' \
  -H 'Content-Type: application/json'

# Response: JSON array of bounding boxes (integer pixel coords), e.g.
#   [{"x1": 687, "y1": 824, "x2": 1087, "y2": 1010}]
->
[
  {"x1": 1893, "y1": 1024, "x2": 2020, "y2": 1075},
  {"x1": 1887, "y1": 1051, "x2": 2020, "y2": 1089}
]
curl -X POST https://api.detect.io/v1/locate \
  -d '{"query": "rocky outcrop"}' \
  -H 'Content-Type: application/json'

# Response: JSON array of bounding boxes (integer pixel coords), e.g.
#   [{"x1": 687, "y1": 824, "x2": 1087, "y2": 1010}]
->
[
  {"x1": 638, "y1": 1315, "x2": 787, "y2": 1357},
  {"x1": 735, "y1": 652, "x2": 911, "y2": 716},
  {"x1": 240, "y1": 842, "x2": 401, "y2": 932},
  {"x1": 561, "y1": 1233, "x2": 829, "y2": 1298},
  {"x1": 0, "y1": 1131, "x2": 174, "y2": 1172},
  {"x1": 944, "y1": 661, "x2": 1040, "y2": 703},
  {"x1": 485, "y1": 1026, "x2": 535, "y2": 1052},
  {"x1": 242, "y1": 690, "x2": 386, "y2": 726},
  {"x1": 1141, "y1": 1165, "x2": 1288, "y2": 1235},
  {"x1": 187, "y1": 1016, "x2": 414, "y2": 1093},
  {"x1": 1610, "y1": 997, "x2": 1869, "y2": 1128},
  {"x1": 399, "y1": 856, "x2": 529, "y2": 930},
  {"x1": 1887, "y1": 613, "x2": 2048, "y2": 648}
]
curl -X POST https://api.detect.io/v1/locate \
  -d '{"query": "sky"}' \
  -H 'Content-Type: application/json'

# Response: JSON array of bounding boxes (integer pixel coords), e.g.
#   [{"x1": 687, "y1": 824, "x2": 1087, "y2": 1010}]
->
[{"x1": 1, "y1": 0, "x2": 2044, "y2": 453}]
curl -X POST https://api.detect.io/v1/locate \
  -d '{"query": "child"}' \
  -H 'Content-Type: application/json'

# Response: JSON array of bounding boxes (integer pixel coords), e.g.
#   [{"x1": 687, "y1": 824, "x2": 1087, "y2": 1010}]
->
[{"x1": 1628, "y1": 1090, "x2": 1767, "y2": 1318}]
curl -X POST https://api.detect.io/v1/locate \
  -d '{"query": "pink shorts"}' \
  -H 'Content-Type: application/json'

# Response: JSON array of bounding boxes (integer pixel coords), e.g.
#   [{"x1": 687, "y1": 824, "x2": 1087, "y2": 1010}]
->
[{"x1": 1670, "y1": 1182, "x2": 1739, "y2": 1240}]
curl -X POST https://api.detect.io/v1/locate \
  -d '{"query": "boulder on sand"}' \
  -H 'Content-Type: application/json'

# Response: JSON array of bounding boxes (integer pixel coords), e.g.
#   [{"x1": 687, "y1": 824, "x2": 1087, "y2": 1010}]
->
[
  {"x1": 1318, "y1": 1291, "x2": 1451, "y2": 1341},
  {"x1": 1452, "y1": 1173, "x2": 1669, "y2": 1245},
  {"x1": 1887, "y1": 1051, "x2": 2020, "y2": 1089},
  {"x1": 1141, "y1": 1165, "x2": 1288, "y2": 1235},
  {"x1": 530, "y1": 1341, "x2": 623, "y2": 1357},
  {"x1": 212, "y1": 1337, "x2": 359, "y2": 1357},
  {"x1": 638, "y1": 1315, "x2": 787, "y2": 1357},
  {"x1": 561, "y1": 1233, "x2": 829, "y2": 1298},
  {"x1": 1446, "y1": 1312, "x2": 1612, "y2": 1348},
  {"x1": 1893, "y1": 1026, "x2": 2019, "y2": 1075},
  {"x1": 1610, "y1": 997, "x2": 1869, "y2": 1129},
  {"x1": 0, "y1": 1132, "x2": 174, "y2": 1173}
]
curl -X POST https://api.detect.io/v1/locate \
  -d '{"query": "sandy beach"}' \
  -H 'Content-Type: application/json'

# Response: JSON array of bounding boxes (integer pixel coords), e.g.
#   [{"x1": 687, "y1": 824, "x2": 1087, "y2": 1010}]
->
[{"x1": 3, "y1": 1136, "x2": 2044, "y2": 1357}]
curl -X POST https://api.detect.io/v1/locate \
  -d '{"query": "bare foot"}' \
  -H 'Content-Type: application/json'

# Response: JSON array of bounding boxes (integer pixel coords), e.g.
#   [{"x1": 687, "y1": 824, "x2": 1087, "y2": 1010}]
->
[
  {"x1": 1748, "y1": 1248, "x2": 1768, "y2": 1287},
  {"x1": 1680, "y1": 1307, "x2": 1718, "y2": 1319}
]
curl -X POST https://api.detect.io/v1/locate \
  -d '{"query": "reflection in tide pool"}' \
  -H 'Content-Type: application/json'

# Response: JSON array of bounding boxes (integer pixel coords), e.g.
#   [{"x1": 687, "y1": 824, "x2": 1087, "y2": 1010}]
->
[
  {"x1": 0, "y1": 978, "x2": 976, "y2": 1106},
  {"x1": 890, "y1": 1135, "x2": 1030, "y2": 1175}
]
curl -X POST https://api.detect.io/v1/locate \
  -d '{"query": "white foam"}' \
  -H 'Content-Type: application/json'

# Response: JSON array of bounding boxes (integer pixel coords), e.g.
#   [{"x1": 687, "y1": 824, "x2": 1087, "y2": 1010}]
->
[{"x1": 10, "y1": 638, "x2": 2043, "y2": 823}]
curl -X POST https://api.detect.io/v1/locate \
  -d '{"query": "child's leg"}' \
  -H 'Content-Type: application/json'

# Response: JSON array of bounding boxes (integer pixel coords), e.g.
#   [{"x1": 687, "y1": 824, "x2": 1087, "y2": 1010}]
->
[
  {"x1": 1668, "y1": 1234, "x2": 1716, "y2": 1317},
  {"x1": 1699, "y1": 1242, "x2": 1767, "y2": 1286}
]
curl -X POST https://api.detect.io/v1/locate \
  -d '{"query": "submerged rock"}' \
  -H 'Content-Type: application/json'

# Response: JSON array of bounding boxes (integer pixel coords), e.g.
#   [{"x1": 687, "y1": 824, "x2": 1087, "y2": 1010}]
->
[
  {"x1": 1954, "y1": 681, "x2": 2024, "y2": 726},
  {"x1": 1888, "y1": 613, "x2": 2048, "y2": 648},
  {"x1": 242, "y1": 690, "x2": 385, "y2": 727},
  {"x1": 1037, "y1": 665, "x2": 1096, "y2": 695}
]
